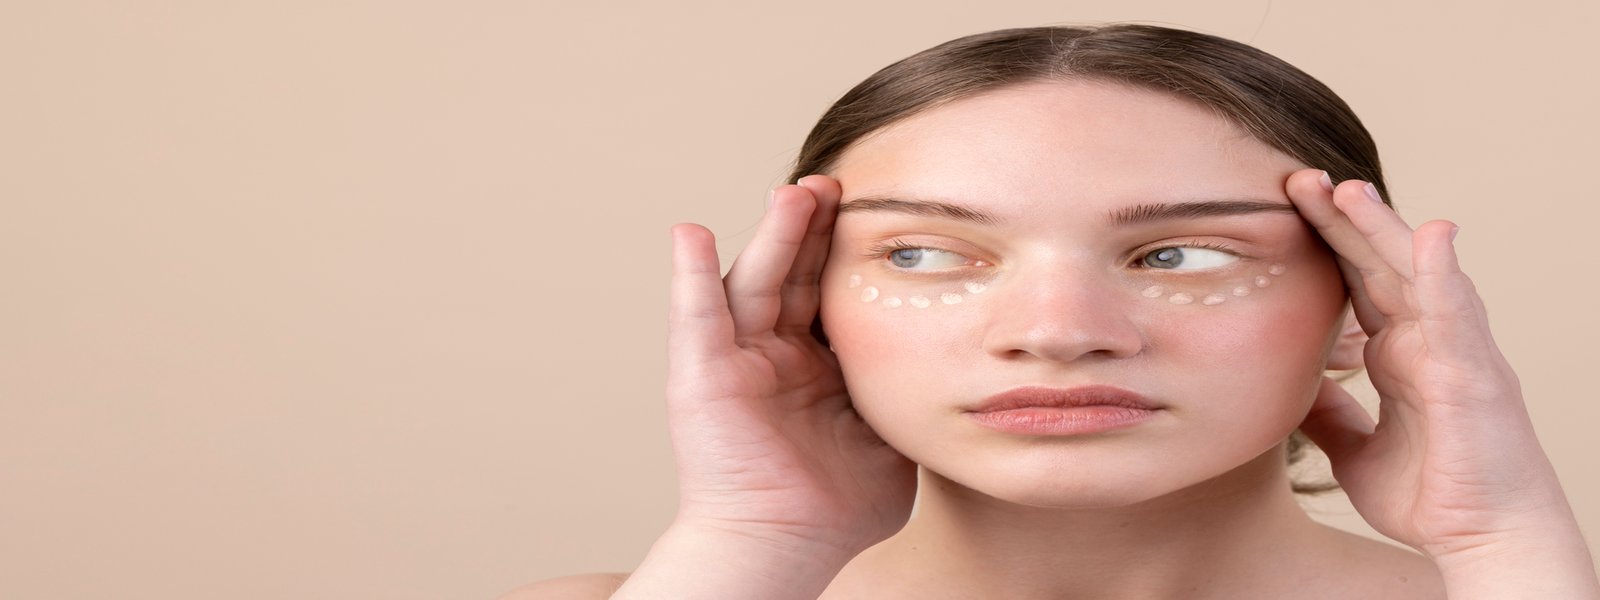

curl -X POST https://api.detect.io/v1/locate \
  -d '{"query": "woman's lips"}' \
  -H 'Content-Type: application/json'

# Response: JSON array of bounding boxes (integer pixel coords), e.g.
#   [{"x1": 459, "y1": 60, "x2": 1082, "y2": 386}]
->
[
  {"x1": 965, "y1": 384, "x2": 1162, "y2": 436},
  {"x1": 966, "y1": 405, "x2": 1160, "y2": 435},
  {"x1": 969, "y1": 384, "x2": 1162, "y2": 412}
]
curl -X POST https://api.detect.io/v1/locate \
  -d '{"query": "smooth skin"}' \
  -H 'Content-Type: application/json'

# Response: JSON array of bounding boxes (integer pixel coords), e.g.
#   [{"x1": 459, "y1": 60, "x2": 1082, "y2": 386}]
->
[{"x1": 504, "y1": 135, "x2": 1597, "y2": 600}]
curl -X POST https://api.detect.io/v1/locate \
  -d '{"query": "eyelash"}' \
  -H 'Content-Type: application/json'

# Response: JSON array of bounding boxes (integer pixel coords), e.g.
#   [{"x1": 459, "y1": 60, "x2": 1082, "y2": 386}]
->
[{"x1": 860, "y1": 238, "x2": 1246, "y2": 276}]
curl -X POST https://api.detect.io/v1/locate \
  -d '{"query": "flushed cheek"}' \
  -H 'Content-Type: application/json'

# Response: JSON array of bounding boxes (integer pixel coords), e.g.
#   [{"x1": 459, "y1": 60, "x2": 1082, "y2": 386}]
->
[
  {"x1": 819, "y1": 273, "x2": 983, "y2": 398},
  {"x1": 1143, "y1": 264, "x2": 1343, "y2": 452},
  {"x1": 1146, "y1": 260, "x2": 1345, "y2": 376},
  {"x1": 821, "y1": 271, "x2": 983, "y2": 363},
  {"x1": 819, "y1": 276, "x2": 977, "y2": 438}
]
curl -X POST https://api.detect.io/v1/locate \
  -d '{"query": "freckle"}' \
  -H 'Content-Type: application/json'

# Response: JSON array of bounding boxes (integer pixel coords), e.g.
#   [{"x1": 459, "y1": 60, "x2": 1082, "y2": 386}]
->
[
  {"x1": 1233, "y1": 286, "x2": 1252, "y2": 296},
  {"x1": 1202, "y1": 293, "x2": 1227, "y2": 305},
  {"x1": 941, "y1": 293, "x2": 963, "y2": 304},
  {"x1": 1141, "y1": 285, "x2": 1165, "y2": 298},
  {"x1": 963, "y1": 281, "x2": 987, "y2": 294},
  {"x1": 882, "y1": 296, "x2": 903, "y2": 308},
  {"x1": 1268, "y1": 263, "x2": 1287, "y2": 275},
  {"x1": 847, "y1": 274, "x2": 862, "y2": 288},
  {"x1": 1168, "y1": 292, "x2": 1194, "y2": 304},
  {"x1": 860, "y1": 286, "x2": 879, "y2": 302},
  {"x1": 909, "y1": 295, "x2": 932, "y2": 308},
  {"x1": 1254, "y1": 275, "x2": 1272, "y2": 288}
]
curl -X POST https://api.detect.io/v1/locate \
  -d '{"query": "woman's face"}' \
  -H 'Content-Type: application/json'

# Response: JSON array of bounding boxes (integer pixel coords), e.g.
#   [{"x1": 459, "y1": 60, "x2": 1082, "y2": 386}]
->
[{"x1": 817, "y1": 80, "x2": 1349, "y2": 507}]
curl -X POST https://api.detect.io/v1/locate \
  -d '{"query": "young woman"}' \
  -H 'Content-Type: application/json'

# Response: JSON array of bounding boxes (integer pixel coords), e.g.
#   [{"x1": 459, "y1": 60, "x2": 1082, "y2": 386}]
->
[{"x1": 516, "y1": 23, "x2": 1598, "y2": 599}]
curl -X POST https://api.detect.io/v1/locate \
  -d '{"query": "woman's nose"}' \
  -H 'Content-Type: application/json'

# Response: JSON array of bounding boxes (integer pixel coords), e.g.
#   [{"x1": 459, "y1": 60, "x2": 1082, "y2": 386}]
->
[{"x1": 980, "y1": 268, "x2": 1145, "y2": 364}]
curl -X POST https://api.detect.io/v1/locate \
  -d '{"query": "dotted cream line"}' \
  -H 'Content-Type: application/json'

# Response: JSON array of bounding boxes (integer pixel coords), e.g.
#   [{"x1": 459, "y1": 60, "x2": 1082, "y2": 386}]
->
[
  {"x1": 849, "y1": 262, "x2": 1286, "y2": 309},
  {"x1": 1140, "y1": 262, "x2": 1288, "y2": 306},
  {"x1": 848, "y1": 275, "x2": 990, "y2": 309}
]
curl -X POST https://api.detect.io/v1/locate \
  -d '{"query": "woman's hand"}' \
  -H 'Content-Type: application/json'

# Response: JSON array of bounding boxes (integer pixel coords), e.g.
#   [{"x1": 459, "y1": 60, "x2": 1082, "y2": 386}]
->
[
  {"x1": 1284, "y1": 168, "x2": 1582, "y2": 563},
  {"x1": 664, "y1": 174, "x2": 918, "y2": 559}
]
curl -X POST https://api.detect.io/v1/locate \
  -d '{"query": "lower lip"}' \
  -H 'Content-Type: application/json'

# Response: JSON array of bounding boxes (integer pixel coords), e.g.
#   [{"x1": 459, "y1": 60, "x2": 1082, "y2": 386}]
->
[{"x1": 967, "y1": 406, "x2": 1160, "y2": 435}]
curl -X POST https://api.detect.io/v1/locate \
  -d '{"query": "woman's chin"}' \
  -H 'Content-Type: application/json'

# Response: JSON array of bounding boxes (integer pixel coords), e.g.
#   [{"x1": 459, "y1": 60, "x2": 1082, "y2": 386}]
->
[
  {"x1": 919, "y1": 441, "x2": 1293, "y2": 511},
  {"x1": 928, "y1": 465, "x2": 1182, "y2": 510}
]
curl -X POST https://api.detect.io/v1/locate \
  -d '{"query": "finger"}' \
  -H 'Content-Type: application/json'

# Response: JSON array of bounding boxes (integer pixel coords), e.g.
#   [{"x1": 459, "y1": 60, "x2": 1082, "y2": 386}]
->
[
  {"x1": 668, "y1": 223, "x2": 736, "y2": 361},
  {"x1": 1338, "y1": 253, "x2": 1389, "y2": 337},
  {"x1": 723, "y1": 184, "x2": 817, "y2": 340},
  {"x1": 1331, "y1": 177, "x2": 1441, "y2": 332},
  {"x1": 1285, "y1": 169, "x2": 1388, "y2": 333},
  {"x1": 1411, "y1": 221, "x2": 1495, "y2": 369},
  {"x1": 1288, "y1": 170, "x2": 1418, "y2": 325},
  {"x1": 1297, "y1": 375, "x2": 1376, "y2": 469},
  {"x1": 775, "y1": 174, "x2": 842, "y2": 336},
  {"x1": 1328, "y1": 178, "x2": 1420, "y2": 283}
]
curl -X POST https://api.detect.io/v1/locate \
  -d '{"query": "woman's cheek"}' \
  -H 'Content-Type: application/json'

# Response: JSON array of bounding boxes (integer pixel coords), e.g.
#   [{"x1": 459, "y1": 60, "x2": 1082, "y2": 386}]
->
[
  {"x1": 820, "y1": 269, "x2": 988, "y2": 423},
  {"x1": 1139, "y1": 255, "x2": 1347, "y2": 412},
  {"x1": 821, "y1": 270, "x2": 987, "y2": 360},
  {"x1": 816, "y1": 272, "x2": 968, "y2": 449}
]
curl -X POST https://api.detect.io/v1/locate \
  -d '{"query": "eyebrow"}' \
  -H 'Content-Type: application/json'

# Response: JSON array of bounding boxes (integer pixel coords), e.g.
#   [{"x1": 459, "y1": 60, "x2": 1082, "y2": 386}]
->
[{"x1": 835, "y1": 195, "x2": 1299, "y2": 227}]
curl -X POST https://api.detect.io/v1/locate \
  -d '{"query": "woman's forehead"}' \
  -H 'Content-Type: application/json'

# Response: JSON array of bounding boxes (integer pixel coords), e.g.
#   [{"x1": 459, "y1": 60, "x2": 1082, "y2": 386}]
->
[{"x1": 831, "y1": 81, "x2": 1301, "y2": 205}]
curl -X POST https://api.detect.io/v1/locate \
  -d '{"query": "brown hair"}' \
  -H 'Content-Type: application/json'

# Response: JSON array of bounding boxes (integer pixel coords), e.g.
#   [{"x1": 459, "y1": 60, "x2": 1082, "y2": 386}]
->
[{"x1": 787, "y1": 22, "x2": 1388, "y2": 496}]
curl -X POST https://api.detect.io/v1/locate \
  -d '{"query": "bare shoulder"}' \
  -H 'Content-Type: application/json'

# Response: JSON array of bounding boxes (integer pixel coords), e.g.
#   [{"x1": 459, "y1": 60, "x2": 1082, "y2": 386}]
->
[
  {"x1": 1316, "y1": 527, "x2": 1447, "y2": 600},
  {"x1": 496, "y1": 572, "x2": 632, "y2": 600}
]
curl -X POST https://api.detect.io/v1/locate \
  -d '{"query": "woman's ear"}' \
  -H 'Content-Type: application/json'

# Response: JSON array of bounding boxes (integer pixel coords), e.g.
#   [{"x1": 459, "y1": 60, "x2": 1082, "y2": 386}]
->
[{"x1": 1325, "y1": 301, "x2": 1367, "y2": 371}]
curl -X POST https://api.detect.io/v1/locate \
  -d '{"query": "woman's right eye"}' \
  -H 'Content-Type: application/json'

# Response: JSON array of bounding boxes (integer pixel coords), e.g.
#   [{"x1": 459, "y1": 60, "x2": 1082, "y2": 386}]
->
[
  {"x1": 862, "y1": 240, "x2": 975, "y2": 273},
  {"x1": 888, "y1": 247, "x2": 967, "y2": 270}
]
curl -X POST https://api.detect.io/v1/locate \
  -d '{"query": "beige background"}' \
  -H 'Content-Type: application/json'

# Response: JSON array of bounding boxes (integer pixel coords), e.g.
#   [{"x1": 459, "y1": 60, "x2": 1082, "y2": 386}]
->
[{"x1": 1, "y1": 1, "x2": 1595, "y2": 598}]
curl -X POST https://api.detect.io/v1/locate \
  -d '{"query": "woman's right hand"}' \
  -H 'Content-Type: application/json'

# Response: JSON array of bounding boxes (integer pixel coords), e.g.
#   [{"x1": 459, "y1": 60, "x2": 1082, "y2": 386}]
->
[{"x1": 665, "y1": 174, "x2": 918, "y2": 560}]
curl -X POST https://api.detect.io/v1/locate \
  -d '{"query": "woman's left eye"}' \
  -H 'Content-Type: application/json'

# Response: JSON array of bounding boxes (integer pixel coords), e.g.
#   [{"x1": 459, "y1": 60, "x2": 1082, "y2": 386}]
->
[{"x1": 1135, "y1": 242, "x2": 1242, "y2": 271}]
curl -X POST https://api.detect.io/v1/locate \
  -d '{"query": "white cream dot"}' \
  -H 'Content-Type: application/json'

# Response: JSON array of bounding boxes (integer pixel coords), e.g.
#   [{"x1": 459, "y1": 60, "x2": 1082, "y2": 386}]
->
[
  {"x1": 941, "y1": 293, "x2": 963, "y2": 304},
  {"x1": 860, "y1": 286, "x2": 879, "y2": 302},
  {"x1": 882, "y1": 296, "x2": 902, "y2": 308},
  {"x1": 1141, "y1": 285, "x2": 1165, "y2": 298},
  {"x1": 1268, "y1": 263, "x2": 1287, "y2": 276},
  {"x1": 1202, "y1": 294, "x2": 1227, "y2": 305},
  {"x1": 963, "y1": 281, "x2": 987, "y2": 294},
  {"x1": 1254, "y1": 275, "x2": 1271, "y2": 288},
  {"x1": 847, "y1": 274, "x2": 862, "y2": 288},
  {"x1": 909, "y1": 295, "x2": 932, "y2": 308},
  {"x1": 1168, "y1": 292, "x2": 1194, "y2": 304},
  {"x1": 1233, "y1": 286, "x2": 1252, "y2": 296}
]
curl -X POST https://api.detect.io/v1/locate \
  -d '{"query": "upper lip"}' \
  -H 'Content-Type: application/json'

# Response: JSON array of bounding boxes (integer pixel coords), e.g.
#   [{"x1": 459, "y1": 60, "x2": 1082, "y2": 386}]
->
[{"x1": 969, "y1": 384, "x2": 1162, "y2": 413}]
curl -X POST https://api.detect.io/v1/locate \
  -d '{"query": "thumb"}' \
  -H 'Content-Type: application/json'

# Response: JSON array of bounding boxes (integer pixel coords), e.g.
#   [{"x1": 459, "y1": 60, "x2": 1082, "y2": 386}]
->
[{"x1": 1297, "y1": 376, "x2": 1376, "y2": 467}]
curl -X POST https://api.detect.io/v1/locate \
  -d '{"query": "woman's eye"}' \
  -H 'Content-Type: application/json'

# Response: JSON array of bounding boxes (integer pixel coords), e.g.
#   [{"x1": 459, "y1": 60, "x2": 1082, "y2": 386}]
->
[
  {"x1": 885, "y1": 247, "x2": 969, "y2": 271},
  {"x1": 1138, "y1": 244, "x2": 1241, "y2": 271}
]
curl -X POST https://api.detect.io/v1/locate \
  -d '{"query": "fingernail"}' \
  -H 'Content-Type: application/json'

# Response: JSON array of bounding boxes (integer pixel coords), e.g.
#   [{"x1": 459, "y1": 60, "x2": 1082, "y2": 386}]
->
[
  {"x1": 1318, "y1": 171, "x2": 1334, "y2": 192},
  {"x1": 766, "y1": 188, "x2": 775, "y2": 208},
  {"x1": 1450, "y1": 226, "x2": 1460, "y2": 241},
  {"x1": 1363, "y1": 182, "x2": 1383, "y2": 203}
]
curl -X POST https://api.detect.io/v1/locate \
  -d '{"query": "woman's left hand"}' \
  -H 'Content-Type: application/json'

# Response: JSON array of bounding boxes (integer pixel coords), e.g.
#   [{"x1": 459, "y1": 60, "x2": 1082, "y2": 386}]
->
[{"x1": 1283, "y1": 167, "x2": 1577, "y2": 563}]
